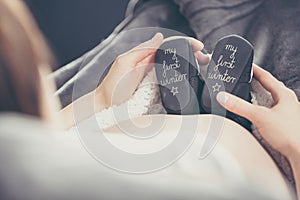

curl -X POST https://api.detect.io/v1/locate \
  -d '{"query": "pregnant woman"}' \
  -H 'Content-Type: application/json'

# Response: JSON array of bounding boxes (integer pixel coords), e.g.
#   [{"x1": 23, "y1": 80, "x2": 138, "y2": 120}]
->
[{"x1": 0, "y1": 0, "x2": 299, "y2": 199}]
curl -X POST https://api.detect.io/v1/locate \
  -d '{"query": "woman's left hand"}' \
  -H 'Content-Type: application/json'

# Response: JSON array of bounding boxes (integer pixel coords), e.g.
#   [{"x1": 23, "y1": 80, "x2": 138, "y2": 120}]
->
[
  {"x1": 97, "y1": 33, "x2": 209, "y2": 108},
  {"x1": 216, "y1": 64, "x2": 300, "y2": 158}
]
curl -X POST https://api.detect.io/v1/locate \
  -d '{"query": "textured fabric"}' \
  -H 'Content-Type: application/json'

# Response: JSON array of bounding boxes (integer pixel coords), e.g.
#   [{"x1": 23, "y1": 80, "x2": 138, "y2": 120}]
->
[
  {"x1": 51, "y1": 0, "x2": 194, "y2": 108},
  {"x1": 53, "y1": 0, "x2": 300, "y2": 105},
  {"x1": 173, "y1": 0, "x2": 300, "y2": 100},
  {"x1": 93, "y1": 69, "x2": 163, "y2": 129}
]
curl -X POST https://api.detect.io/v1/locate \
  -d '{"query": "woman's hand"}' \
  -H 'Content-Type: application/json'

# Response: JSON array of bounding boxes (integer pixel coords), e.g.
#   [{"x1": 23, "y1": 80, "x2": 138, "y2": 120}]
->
[
  {"x1": 217, "y1": 64, "x2": 300, "y2": 199},
  {"x1": 97, "y1": 33, "x2": 209, "y2": 108},
  {"x1": 61, "y1": 34, "x2": 209, "y2": 129},
  {"x1": 217, "y1": 64, "x2": 300, "y2": 158}
]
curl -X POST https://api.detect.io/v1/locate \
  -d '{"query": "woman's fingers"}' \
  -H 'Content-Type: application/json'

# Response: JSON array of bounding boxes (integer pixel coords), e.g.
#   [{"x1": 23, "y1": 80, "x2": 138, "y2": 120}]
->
[
  {"x1": 161, "y1": 36, "x2": 209, "y2": 64},
  {"x1": 187, "y1": 37, "x2": 204, "y2": 52},
  {"x1": 136, "y1": 54, "x2": 155, "y2": 74},
  {"x1": 163, "y1": 36, "x2": 204, "y2": 52},
  {"x1": 195, "y1": 51, "x2": 210, "y2": 65},
  {"x1": 253, "y1": 64, "x2": 287, "y2": 102},
  {"x1": 187, "y1": 37, "x2": 210, "y2": 65},
  {"x1": 217, "y1": 91, "x2": 266, "y2": 124},
  {"x1": 118, "y1": 33, "x2": 164, "y2": 66}
]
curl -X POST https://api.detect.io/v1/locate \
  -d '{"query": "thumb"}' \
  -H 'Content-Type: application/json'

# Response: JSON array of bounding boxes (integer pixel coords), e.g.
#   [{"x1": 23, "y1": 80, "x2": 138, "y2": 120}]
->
[
  {"x1": 216, "y1": 92, "x2": 266, "y2": 124},
  {"x1": 123, "y1": 33, "x2": 164, "y2": 65}
]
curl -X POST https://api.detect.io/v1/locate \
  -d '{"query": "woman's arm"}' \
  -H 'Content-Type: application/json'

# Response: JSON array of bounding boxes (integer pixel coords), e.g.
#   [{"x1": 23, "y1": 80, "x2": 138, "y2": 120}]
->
[
  {"x1": 59, "y1": 34, "x2": 209, "y2": 129},
  {"x1": 217, "y1": 64, "x2": 300, "y2": 199},
  {"x1": 57, "y1": 89, "x2": 106, "y2": 129}
]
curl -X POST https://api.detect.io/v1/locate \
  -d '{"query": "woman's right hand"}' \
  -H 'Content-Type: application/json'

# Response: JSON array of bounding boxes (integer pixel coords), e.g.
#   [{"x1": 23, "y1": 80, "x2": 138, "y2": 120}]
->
[
  {"x1": 97, "y1": 34, "x2": 209, "y2": 109},
  {"x1": 216, "y1": 64, "x2": 300, "y2": 159}
]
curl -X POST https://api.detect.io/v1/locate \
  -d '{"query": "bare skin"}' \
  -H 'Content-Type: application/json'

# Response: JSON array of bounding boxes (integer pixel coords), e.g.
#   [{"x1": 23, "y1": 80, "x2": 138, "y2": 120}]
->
[{"x1": 104, "y1": 114, "x2": 294, "y2": 199}]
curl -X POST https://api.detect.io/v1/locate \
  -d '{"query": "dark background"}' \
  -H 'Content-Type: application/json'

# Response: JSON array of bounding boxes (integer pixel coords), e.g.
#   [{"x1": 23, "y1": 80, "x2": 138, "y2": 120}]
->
[{"x1": 24, "y1": 0, "x2": 130, "y2": 68}]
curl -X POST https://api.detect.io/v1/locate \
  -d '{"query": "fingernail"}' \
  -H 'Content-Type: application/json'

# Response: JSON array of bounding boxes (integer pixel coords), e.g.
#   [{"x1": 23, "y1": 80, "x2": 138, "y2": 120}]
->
[
  {"x1": 151, "y1": 32, "x2": 163, "y2": 42},
  {"x1": 217, "y1": 92, "x2": 229, "y2": 105}
]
